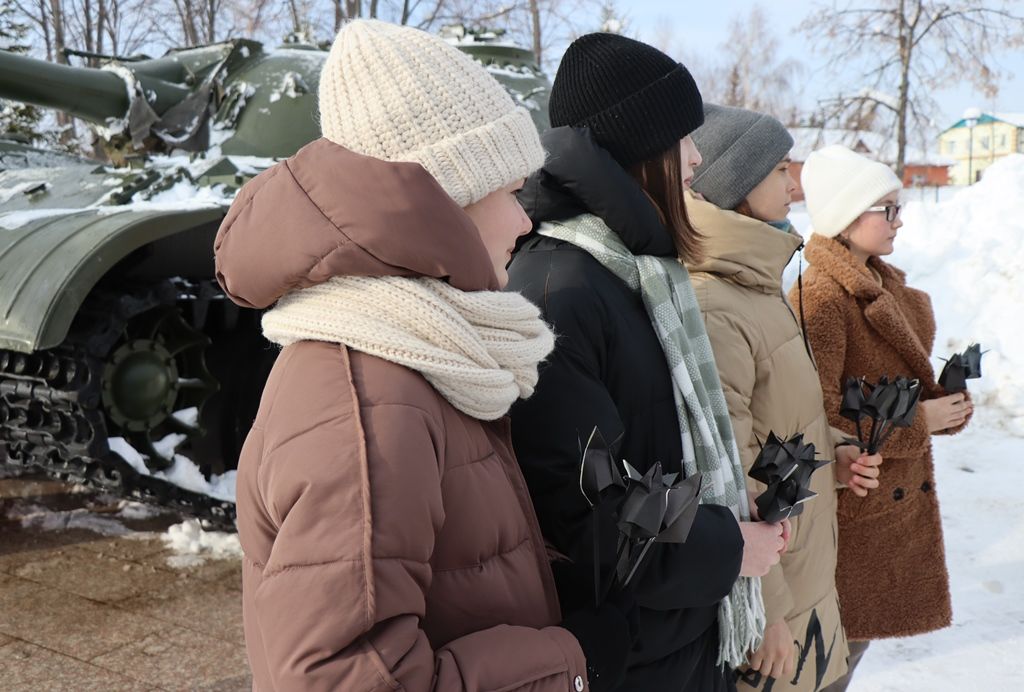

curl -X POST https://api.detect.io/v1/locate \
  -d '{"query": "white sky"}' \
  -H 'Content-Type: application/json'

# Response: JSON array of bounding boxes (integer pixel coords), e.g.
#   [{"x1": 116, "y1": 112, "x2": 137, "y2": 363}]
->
[{"x1": 623, "y1": 0, "x2": 1024, "y2": 130}]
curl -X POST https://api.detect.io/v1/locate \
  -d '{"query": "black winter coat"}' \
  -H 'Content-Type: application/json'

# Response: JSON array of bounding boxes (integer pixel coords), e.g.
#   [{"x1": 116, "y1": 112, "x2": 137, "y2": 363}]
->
[{"x1": 508, "y1": 127, "x2": 744, "y2": 692}]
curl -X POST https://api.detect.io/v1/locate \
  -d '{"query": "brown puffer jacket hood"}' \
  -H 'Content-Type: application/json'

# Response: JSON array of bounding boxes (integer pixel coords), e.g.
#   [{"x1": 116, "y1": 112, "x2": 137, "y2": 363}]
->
[{"x1": 214, "y1": 137, "x2": 498, "y2": 309}]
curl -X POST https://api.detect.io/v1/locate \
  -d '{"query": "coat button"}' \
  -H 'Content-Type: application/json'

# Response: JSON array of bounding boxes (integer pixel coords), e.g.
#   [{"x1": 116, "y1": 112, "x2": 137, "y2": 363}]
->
[
  {"x1": 574, "y1": 675, "x2": 585, "y2": 691},
  {"x1": 921, "y1": 481, "x2": 933, "y2": 492},
  {"x1": 893, "y1": 487, "x2": 905, "y2": 501}
]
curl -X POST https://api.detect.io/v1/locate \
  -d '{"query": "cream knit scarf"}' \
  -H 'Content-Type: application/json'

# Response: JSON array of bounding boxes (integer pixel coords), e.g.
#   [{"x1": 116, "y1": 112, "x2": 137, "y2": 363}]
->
[{"x1": 261, "y1": 276, "x2": 556, "y2": 421}]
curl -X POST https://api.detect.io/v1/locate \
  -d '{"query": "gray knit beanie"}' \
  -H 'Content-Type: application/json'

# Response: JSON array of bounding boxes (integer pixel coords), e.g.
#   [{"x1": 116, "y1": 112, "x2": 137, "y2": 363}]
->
[{"x1": 690, "y1": 104, "x2": 794, "y2": 210}]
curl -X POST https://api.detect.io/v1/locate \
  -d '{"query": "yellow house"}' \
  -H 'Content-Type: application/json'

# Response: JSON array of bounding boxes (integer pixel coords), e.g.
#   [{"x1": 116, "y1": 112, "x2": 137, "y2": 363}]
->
[{"x1": 938, "y1": 112, "x2": 1024, "y2": 185}]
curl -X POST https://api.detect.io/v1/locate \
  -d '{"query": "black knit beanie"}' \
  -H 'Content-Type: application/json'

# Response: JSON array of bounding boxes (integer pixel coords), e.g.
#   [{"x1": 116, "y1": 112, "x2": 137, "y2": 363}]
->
[{"x1": 549, "y1": 32, "x2": 704, "y2": 167}]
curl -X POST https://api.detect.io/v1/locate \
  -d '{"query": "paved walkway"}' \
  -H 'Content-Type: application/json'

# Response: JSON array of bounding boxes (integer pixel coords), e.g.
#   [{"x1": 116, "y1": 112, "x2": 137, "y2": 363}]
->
[{"x1": 0, "y1": 472, "x2": 250, "y2": 691}]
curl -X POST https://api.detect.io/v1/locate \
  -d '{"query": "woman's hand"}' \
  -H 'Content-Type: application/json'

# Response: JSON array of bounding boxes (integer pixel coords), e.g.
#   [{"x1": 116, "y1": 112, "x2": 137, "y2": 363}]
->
[
  {"x1": 738, "y1": 521, "x2": 785, "y2": 577},
  {"x1": 921, "y1": 392, "x2": 973, "y2": 432},
  {"x1": 835, "y1": 444, "x2": 883, "y2": 497},
  {"x1": 746, "y1": 489, "x2": 791, "y2": 553},
  {"x1": 748, "y1": 619, "x2": 796, "y2": 682}
]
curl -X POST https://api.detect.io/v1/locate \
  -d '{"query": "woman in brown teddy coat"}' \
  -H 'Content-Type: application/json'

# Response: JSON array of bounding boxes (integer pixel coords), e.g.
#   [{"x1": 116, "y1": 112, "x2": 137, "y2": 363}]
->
[{"x1": 789, "y1": 145, "x2": 973, "y2": 691}]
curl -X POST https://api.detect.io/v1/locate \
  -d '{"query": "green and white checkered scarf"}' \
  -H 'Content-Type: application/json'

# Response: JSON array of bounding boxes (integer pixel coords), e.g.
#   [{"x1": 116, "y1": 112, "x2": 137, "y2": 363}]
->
[{"x1": 538, "y1": 214, "x2": 765, "y2": 667}]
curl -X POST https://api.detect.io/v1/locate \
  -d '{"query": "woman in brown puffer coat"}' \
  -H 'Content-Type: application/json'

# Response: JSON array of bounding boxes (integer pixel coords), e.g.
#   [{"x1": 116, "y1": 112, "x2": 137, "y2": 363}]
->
[
  {"x1": 790, "y1": 145, "x2": 973, "y2": 692},
  {"x1": 213, "y1": 20, "x2": 630, "y2": 692}
]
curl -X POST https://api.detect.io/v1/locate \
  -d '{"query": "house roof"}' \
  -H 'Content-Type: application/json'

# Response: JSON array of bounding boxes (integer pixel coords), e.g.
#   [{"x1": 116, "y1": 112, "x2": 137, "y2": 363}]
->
[
  {"x1": 943, "y1": 112, "x2": 1024, "y2": 132},
  {"x1": 788, "y1": 127, "x2": 953, "y2": 167}
]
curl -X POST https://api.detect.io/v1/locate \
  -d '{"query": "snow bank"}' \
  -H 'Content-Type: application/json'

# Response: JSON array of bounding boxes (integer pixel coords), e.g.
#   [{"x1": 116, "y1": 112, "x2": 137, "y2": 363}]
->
[
  {"x1": 161, "y1": 518, "x2": 242, "y2": 568},
  {"x1": 888, "y1": 155, "x2": 1024, "y2": 433},
  {"x1": 789, "y1": 154, "x2": 1024, "y2": 433}
]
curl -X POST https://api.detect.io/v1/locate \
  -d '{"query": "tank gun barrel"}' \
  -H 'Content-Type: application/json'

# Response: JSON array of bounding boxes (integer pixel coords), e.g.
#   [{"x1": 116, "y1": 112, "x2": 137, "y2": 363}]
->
[{"x1": 0, "y1": 50, "x2": 191, "y2": 125}]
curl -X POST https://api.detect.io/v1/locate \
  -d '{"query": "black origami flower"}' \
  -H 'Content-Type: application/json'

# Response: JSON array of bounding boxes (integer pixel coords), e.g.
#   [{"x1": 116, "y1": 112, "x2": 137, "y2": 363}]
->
[
  {"x1": 579, "y1": 427, "x2": 625, "y2": 507},
  {"x1": 748, "y1": 432, "x2": 830, "y2": 523},
  {"x1": 577, "y1": 427, "x2": 703, "y2": 604},
  {"x1": 612, "y1": 462, "x2": 703, "y2": 587},
  {"x1": 938, "y1": 343, "x2": 985, "y2": 393},
  {"x1": 840, "y1": 376, "x2": 923, "y2": 453}
]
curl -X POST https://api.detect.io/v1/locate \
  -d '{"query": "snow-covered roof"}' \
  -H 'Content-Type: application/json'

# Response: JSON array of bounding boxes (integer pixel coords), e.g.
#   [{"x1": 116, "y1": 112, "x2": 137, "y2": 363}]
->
[
  {"x1": 943, "y1": 111, "x2": 1024, "y2": 132},
  {"x1": 789, "y1": 127, "x2": 877, "y2": 162},
  {"x1": 788, "y1": 127, "x2": 953, "y2": 167},
  {"x1": 993, "y1": 112, "x2": 1024, "y2": 128}
]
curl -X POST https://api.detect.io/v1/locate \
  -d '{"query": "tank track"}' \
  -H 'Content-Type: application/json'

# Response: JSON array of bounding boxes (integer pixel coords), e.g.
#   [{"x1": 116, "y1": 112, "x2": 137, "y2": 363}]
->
[{"x1": 0, "y1": 281, "x2": 236, "y2": 530}]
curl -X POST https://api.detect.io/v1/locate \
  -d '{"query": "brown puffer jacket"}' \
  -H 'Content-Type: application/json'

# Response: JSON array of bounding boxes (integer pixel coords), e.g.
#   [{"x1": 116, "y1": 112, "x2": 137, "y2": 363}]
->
[
  {"x1": 214, "y1": 138, "x2": 587, "y2": 691},
  {"x1": 789, "y1": 234, "x2": 969, "y2": 641},
  {"x1": 687, "y1": 198, "x2": 848, "y2": 692}
]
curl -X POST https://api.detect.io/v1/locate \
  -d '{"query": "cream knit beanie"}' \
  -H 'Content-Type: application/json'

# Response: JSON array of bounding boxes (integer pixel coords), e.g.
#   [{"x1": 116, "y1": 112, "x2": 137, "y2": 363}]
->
[
  {"x1": 317, "y1": 20, "x2": 545, "y2": 207},
  {"x1": 803, "y1": 145, "x2": 903, "y2": 238}
]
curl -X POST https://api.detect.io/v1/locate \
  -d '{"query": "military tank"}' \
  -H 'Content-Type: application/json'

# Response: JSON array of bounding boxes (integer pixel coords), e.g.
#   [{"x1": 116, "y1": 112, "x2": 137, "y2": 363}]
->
[{"x1": 0, "y1": 30, "x2": 550, "y2": 528}]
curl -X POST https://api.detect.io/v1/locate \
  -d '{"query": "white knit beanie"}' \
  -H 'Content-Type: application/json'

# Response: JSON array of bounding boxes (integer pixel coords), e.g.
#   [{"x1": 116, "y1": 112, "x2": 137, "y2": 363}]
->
[
  {"x1": 317, "y1": 20, "x2": 545, "y2": 207},
  {"x1": 803, "y1": 145, "x2": 903, "y2": 238}
]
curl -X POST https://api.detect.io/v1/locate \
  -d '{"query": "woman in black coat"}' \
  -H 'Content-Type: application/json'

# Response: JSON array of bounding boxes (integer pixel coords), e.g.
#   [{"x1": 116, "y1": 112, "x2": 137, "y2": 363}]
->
[{"x1": 508, "y1": 34, "x2": 787, "y2": 692}]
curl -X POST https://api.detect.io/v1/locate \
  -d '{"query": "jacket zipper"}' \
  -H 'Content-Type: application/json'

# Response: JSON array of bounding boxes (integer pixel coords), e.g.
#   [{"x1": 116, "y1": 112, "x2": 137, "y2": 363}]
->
[{"x1": 782, "y1": 241, "x2": 818, "y2": 371}]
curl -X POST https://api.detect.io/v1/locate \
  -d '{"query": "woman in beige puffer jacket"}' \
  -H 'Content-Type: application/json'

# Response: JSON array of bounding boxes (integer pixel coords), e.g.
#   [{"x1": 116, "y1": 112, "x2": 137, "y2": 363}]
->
[{"x1": 687, "y1": 105, "x2": 884, "y2": 692}]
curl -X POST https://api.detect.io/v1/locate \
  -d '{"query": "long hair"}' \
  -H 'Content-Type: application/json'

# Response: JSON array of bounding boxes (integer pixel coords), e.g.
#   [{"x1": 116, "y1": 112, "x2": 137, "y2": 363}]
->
[{"x1": 629, "y1": 144, "x2": 703, "y2": 264}]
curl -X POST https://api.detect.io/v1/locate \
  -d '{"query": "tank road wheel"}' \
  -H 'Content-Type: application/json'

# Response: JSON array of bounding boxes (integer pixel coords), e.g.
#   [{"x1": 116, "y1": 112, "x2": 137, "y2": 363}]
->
[
  {"x1": 101, "y1": 306, "x2": 219, "y2": 472},
  {"x1": 0, "y1": 282, "x2": 248, "y2": 528}
]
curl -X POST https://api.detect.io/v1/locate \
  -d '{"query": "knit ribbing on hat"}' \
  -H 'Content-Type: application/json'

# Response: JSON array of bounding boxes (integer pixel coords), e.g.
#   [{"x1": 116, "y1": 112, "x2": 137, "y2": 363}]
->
[
  {"x1": 263, "y1": 276, "x2": 556, "y2": 421},
  {"x1": 802, "y1": 145, "x2": 903, "y2": 238},
  {"x1": 690, "y1": 104, "x2": 794, "y2": 210},
  {"x1": 318, "y1": 20, "x2": 544, "y2": 207},
  {"x1": 549, "y1": 32, "x2": 704, "y2": 166}
]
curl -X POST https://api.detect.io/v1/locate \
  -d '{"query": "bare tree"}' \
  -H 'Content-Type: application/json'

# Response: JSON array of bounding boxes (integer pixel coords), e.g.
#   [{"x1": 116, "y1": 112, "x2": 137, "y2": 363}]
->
[
  {"x1": 423, "y1": 0, "x2": 598, "y2": 69},
  {"x1": 528, "y1": 0, "x2": 540, "y2": 60},
  {"x1": 335, "y1": 0, "x2": 449, "y2": 30},
  {"x1": 595, "y1": 0, "x2": 626, "y2": 34},
  {"x1": 1, "y1": 0, "x2": 47, "y2": 141},
  {"x1": 172, "y1": 0, "x2": 223, "y2": 44},
  {"x1": 703, "y1": 5, "x2": 803, "y2": 123},
  {"x1": 801, "y1": 0, "x2": 1024, "y2": 177},
  {"x1": 100, "y1": 0, "x2": 151, "y2": 56}
]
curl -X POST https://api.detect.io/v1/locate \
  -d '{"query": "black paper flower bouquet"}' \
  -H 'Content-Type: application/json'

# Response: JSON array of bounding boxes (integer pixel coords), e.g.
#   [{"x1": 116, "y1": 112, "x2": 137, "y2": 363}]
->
[
  {"x1": 578, "y1": 427, "x2": 702, "y2": 606},
  {"x1": 747, "y1": 432, "x2": 830, "y2": 523},
  {"x1": 840, "y1": 375, "x2": 923, "y2": 454}
]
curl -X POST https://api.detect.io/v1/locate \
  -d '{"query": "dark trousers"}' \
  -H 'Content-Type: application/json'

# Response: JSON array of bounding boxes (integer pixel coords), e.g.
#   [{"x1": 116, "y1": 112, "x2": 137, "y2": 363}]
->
[{"x1": 820, "y1": 640, "x2": 870, "y2": 692}]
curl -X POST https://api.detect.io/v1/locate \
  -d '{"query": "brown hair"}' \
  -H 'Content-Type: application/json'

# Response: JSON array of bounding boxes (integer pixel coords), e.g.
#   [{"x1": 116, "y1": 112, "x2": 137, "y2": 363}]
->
[
  {"x1": 628, "y1": 144, "x2": 703, "y2": 264},
  {"x1": 733, "y1": 199, "x2": 755, "y2": 219}
]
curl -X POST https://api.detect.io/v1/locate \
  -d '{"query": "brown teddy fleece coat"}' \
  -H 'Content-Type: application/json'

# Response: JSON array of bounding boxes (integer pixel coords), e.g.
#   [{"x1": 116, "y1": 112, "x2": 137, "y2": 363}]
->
[
  {"x1": 789, "y1": 234, "x2": 969, "y2": 641},
  {"x1": 687, "y1": 199, "x2": 848, "y2": 691},
  {"x1": 214, "y1": 138, "x2": 587, "y2": 691}
]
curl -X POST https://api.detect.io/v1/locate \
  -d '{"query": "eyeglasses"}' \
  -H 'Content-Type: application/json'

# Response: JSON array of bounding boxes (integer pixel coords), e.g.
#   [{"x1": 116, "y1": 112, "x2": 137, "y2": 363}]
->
[{"x1": 865, "y1": 204, "x2": 902, "y2": 222}]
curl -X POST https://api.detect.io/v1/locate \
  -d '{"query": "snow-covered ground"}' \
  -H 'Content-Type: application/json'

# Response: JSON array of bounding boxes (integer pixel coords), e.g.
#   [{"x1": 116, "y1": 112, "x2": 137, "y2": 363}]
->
[
  {"x1": 4, "y1": 497, "x2": 241, "y2": 569},
  {"x1": 788, "y1": 155, "x2": 1024, "y2": 691}
]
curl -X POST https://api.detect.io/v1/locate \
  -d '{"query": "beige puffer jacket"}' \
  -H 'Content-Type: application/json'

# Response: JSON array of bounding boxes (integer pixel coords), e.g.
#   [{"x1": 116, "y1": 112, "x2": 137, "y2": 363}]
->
[{"x1": 687, "y1": 196, "x2": 849, "y2": 692}]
